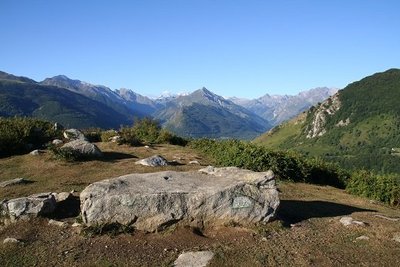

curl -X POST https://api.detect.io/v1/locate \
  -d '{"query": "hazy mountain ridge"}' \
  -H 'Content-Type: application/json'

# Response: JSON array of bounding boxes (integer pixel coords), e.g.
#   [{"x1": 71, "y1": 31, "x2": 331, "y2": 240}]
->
[
  {"x1": 231, "y1": 87, "x2": 337, "y2": 126},
  {"x1": 153, "y1": 88, "x2": 271, "y2": 139},
  {"x1": 0, "y1": 70, "x2": 338, "y2": 139}
]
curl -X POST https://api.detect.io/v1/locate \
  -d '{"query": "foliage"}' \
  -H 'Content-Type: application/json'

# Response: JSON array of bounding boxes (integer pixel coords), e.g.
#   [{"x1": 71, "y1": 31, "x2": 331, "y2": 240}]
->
[
  {"x1": 82, "y1": 128, "x2": 102, "y2": 142},
  {"x1": 156, "y1": 129, "x2": 188, "y2": 146},
  {"x1": 0, "y1": 117, "x2": 60, "y2": 157},
  {"x1": 82, "y1": 222, "x2": 134, "y2": 237},
  {"x1": 190, "y1": 139, "x2": 348, "y2": 188},
  {"x1": 48, "y1": 144, "x2": 82, "y2": 162},
  {"x1": 346, "y1": 170, "x2": 400, "y2": 205},
  {"x1": 100, "y1": 130, "x2": 119, "y2": 142},
  {"x1": 119, "y1": 126, "x2": 143, "y2": 146},
  {"x1": 119, "y1": 118, "x2": 188, "y2": 146}
]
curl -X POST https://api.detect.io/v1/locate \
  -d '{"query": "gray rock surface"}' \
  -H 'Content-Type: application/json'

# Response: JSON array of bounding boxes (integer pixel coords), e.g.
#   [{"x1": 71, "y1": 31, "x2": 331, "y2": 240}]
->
[
  {"x1": 61, "y1": 140, "x2": 102, "y2": 158},
  {"x1": 52, "y1": 192, "x2": 73, "y2": 202},
  {"x1": 52, "y1": 139, "x2": 63, "y2": 145},
  {"x1": 29, "y1": 149, "x2": 41, "y2": 155},
  {"x1": 339, "y1": 216, "x2": 366, "y2": 227},
  {"x1": 48, "y1": 219, "x2": 68, "y2": 228},
  {"x1": 3, "y1": 237, "x2": 22, "y2": 244},
  {"x1": 0, "y1": 178, "x2": 31, "y2": 188},
  {"x1": 135, "y1": 155, "x2": 169, "y2": 167},
  {"x1": 393, "y1": 233, "x2": 400, "y2": 243},
  {"x1": 63, "y1": 129, "x2": 87, "y2": 141},
  {"x1": 80, "y1": 166, "x2": 279, "y2": 232},
  {"x1": 1, "y1": 193, "x2": 56, "y2": 221},
  {"x1": 174, "y1": 251, "x2": 214, "y2": 267}
]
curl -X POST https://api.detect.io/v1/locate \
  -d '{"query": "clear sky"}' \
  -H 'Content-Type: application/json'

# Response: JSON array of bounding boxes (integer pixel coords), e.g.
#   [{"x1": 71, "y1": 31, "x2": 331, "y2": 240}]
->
[{"x1": 1, "y1": 0, "x2": 399, "y2": 99}]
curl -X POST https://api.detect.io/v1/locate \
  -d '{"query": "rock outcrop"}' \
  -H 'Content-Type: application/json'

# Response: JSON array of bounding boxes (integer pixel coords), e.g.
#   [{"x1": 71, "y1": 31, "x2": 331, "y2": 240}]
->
[
  {"x1": 1, "y1": 193, "x2": 56, "y2": 221},
  {"x1": 61, "y1": 140, "x2": 102, "y2": 158},
  {"x1": 174, "y1": 251, "x2": 214, "y2": 267},
  {"x1": 135, "y1": 155, "x2": 169, "y2": 167},
  {"x1": 306, "y1": 93, "x2": 341, "y2": 138},
  {"x1": 63, "y1": 129, "x2": 87, "y2": 141},
  {"x1": 80, "y1": 167, "x2": 279, "y2": 232},
  {"x1": 0, "y1": 178, "x2": 32, "y2": 188}
]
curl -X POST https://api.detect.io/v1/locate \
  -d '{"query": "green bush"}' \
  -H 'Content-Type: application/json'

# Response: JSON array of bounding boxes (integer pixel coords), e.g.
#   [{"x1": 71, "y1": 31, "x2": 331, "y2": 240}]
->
[
  {"x1": 157, "y1": 129, "x2": 188, "y2": 146},
  {"x1": 119, "y1": 126, "x2": 142, "y2": 146},
  {"x1": 346, "y1": 170, "x2": 400, "y2": 205},
  {"x1": 0, "y1": 117, "x2": 60, "y2": 157},
  {"x1": 119, "y1": 118, "x2": 188, "y2": 146},
  {"x1": 132, "y1": 117, "x2": 161, "y2": 144},
  {"x1": 82, "y1": 128, "x2": 102, "y2": 142},
  {"x1": 100, "y1": 130, "x2": 119, "y2": 142},
  {"x1": 190, "y1": 139, "x2": 348, "y2": 188},
  {"x1": 48, "y1": 144, "x2": 82, "y2": 162}
]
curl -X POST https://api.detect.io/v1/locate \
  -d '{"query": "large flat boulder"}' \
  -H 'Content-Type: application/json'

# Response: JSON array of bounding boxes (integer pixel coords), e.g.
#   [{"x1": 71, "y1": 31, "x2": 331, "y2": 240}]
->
[{"x1": 80, "y1": 166, "x2": 279, "y2": 232}]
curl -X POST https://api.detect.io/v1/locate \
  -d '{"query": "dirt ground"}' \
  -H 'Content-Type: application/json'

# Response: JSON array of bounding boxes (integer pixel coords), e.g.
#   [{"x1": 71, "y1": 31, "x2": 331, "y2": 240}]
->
[{"x1": 1, "y1": 144, "x2": 399, "y2": 266}]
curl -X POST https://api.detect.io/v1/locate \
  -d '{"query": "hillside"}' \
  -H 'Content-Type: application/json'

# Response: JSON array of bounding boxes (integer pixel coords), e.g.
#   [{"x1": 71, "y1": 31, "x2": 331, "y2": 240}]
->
[
  {"x1": 255, "y1": 69, "x2": 400, "y2": 173},
  {"x1": 0, "y1": 74, "x2": 131, "y2": 129},
  {"x1": 154, "y1": 88, "x2": 271, "y2": 139}
]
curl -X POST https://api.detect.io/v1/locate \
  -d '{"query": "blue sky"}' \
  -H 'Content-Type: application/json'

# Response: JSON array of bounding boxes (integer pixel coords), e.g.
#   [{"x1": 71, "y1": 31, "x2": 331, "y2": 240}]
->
[{"x1": 1, "y1": 0, "x2": 399, "y2": 98}]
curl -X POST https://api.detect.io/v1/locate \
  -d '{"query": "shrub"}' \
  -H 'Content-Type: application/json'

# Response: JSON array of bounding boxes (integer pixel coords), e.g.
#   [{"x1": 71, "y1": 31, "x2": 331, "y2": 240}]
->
[
  {"x1": 346, "y1": 170, "x2": 400, "y2": 205},
  {"x1": 82, "y1": 128, "x2": 102, "y2": 142},
  {"x1": 119, "y1": 126, "x2": 142, "y2": 146},
  {"x1": 190, "y1": 139, "x2": 348, "y2": 188},
  {"x1": 48, "y1": 145, "x2": 82, "y2": 162},
  {"x1": 131, "y1": 117, "x2": 161, "y2": 144},
  {"x1": 157, "y1": 129, "x2": 188, "y2": 146},
  {"x1": 0, "y1": 117, "x2": 60, "y2": 157},
  {"x1": 100, "y1": 130, "x2": 119, "y2": 142}
]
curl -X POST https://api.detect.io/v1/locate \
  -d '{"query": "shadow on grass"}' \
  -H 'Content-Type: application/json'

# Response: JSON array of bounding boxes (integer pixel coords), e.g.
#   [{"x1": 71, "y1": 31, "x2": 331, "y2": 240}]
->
[
  {"x1": 278, "y1": 200, "x2": 376, "y2": 226},
  {"x1": 99, "y1": 151, "x2": 137, "y2": 162}
]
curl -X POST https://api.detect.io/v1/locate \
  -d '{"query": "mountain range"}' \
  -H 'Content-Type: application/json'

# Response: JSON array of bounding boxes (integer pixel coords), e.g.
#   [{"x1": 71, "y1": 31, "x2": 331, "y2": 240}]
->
[
  {"x1": 0, "y1": 70, "x2": 336, "y2": 139},
  {"x1": 255, "y1": 68, "x2": 400, "y2": 173}
]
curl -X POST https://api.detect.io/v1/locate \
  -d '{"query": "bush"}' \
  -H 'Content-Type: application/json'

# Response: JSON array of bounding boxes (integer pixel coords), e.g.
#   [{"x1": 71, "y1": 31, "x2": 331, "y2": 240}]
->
[
  {"x1": 100, "y1": 130, "x2": 119, "y2": 142},
  {"x1": 119, "y1": 126, "x2": 142, "y2": 146},
  {"x1": 157, "y1": 129, "x2": 188, "y2": 146},
  {"x1": 346, "y1": 170, "x2": 400, "y2": 205},
  {"x1": 190, "y1": 139, "x2": 348, "y2": 188},
  {"x1": 0, "y1": 117, "x2": 61, "y2": 157},
  {"x1": 119, "y1": 118, "x2": 188, "y2": 146},
  {"x1": 82, "y1": 128, "x2": 102, "y2": 142},
  {"x1": 48, "y1": 144, "x2": 82, "y2": 162},
  {"x1": 132, "y1": 117, "x2": 161, "y2": 144}
]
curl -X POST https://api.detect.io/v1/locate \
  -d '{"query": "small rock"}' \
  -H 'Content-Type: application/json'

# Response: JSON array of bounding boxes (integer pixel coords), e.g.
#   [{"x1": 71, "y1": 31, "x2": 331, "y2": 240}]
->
[
  {"x1": 3, "y1": 237, "x2": 22, "y2": 244},
  {"x1": 52, "y1": 192, "x2": 72, "y2": 202},
  {"x1": 52, "y1": 139, "x2": 63, "y2": 145},
  {"x1": 0, "y1": 178, "x2": 31, "y2": 188},
  {"x1": 393, "y1": 233, "x2": 400, "y2": 243},
  {"x1": 63, "y1": 129, "x2": 87, "y2": 141},
  {"x1": 144, "y1": 145, "x2": 150, "y2": 149},
  {"x1": 109, "y1": 136, "x2": 121, "y2": 143},
  {"x1": 174, "y1": 251, "x2": 214, "y2": 267},
  {"x1": 135, "y1": 155, "x2": 168, "y2": 167},
  {"x1": 356, "y1": 235, "x2": 369, "y2": 241},
  {"x1": 30, "y1": 149, "x2": 41, "y2": 156},
  {"x1": 48, "y1": 219, "x2": 68, "y2": 228},
  {"x1": 340, "y1": 216, "x2": 366, "y2": 227},
  {"x1": 72, "y1": 222, "x2": 81, "y2": 227},
  {"x1": 189, "y1": 160, "x2": 200, "y2": 165}
]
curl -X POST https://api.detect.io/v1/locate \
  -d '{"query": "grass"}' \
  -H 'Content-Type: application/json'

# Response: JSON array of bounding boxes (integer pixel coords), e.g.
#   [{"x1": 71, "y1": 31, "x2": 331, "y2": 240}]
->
[
  {"x1": 0, "y1": 143, "x2": 399, "y2": 266},
  {"x1": 0, "y1": 142, "x2": 208, "y2": 199}
]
